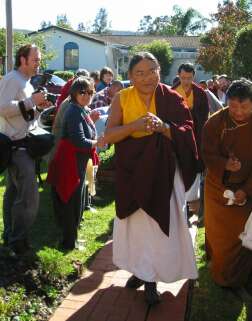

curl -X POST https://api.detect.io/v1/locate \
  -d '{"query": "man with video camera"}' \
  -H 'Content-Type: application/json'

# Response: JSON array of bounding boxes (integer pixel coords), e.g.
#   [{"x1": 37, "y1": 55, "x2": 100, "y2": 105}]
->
[{"x1": 0, "y1": 44, "x2": 51, "y2": 255}]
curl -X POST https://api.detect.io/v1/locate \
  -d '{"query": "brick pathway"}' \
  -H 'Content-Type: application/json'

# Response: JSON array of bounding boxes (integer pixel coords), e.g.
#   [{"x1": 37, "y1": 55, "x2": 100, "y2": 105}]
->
[{"x1": 50, "y1": 226, "x2": 197, "y2": 321}]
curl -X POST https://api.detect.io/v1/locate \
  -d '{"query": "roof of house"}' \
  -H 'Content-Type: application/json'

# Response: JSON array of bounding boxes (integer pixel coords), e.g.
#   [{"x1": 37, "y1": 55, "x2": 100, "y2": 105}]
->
[
  {"x1": 28, "y1": 25, "x2": 107, "y2": 45},
  {"x1": 92, "y1": 34, "x2": 201, "y2": 49},
  {"x1": 29, "y1": 25, "x2": 201, "y2": 50}
]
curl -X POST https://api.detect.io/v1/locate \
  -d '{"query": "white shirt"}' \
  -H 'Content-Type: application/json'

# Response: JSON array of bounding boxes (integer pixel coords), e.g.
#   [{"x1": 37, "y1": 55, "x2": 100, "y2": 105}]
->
[{"x1": 0, "y1": 70, "x2": 39, "y2": 140}]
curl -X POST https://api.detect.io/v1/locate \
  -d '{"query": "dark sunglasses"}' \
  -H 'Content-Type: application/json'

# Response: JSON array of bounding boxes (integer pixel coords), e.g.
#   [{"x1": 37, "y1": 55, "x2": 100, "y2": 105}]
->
[{"x1": 79, "y1": 89, "x2": 94, "y2": 96}]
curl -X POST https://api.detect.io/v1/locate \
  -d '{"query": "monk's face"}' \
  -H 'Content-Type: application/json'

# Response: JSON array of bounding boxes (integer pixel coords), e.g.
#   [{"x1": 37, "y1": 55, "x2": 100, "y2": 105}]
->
[
  {"x1": 129, "y1": 58, "x2": 160, "y2": 95},
  {"x1": 228, "y1": 98, "x2": 252, "y2": 123},
  {"x1": 179, "y1": 70, "x2": 194, "y2": 91}
]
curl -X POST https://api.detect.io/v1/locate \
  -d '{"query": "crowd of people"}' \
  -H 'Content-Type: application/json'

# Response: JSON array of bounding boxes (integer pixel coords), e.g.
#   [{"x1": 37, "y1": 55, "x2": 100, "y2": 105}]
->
[{"x1": 1, "y1": 44, "x2": 252, "y2": 306}]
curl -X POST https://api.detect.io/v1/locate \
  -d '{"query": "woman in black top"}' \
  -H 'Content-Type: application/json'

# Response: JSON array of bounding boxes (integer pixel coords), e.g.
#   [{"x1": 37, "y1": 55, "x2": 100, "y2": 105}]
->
[{"x1": 48, "y1": 77, "x2": 105, "y2": 250}]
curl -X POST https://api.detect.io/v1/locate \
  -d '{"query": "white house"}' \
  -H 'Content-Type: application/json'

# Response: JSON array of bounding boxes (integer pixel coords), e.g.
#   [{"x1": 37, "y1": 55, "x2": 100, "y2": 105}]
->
[
  {"x1": 29, "y1": 26, "x2": 117, "y2": 73},
  {"x1": 30, "y1": 26, "x2": 211, "y2": 83}
]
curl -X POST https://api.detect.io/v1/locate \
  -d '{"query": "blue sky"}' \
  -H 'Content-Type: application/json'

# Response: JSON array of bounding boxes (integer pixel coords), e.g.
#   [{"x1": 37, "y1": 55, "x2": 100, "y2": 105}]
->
[{"x1": 1, "y1": 0, "x2": 220, "y2": 31}]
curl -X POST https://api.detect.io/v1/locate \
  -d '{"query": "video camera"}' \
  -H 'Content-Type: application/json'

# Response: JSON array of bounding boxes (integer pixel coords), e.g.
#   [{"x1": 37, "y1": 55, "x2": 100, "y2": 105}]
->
[{"x1": 34, "y1": 86, "x2": 58, "y2": 105}]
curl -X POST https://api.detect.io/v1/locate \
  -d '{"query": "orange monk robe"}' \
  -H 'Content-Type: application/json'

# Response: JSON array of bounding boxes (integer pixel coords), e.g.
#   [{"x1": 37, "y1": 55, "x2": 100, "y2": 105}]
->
[{"x1": 202, "y1": 107, "x2": 252, "y2": 286}]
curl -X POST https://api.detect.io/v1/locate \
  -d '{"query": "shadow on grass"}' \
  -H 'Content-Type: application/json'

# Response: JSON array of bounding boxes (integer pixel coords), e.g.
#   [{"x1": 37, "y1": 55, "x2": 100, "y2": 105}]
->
[
  {"x1": 94, "y1": 182, "x2": 115, "y2": 208},
  {"x1": 191, "y1": 264, "x2": 244, "y2": 321},
  {"x1": 191, "y1": 230, "x2": 252, "y2": 321},
  {"x1": 85, "y1": 219, "x2": 114, "y2": 268},
  {"x1": 31, "y1": 182, "x2": 61, "y2": 251}
]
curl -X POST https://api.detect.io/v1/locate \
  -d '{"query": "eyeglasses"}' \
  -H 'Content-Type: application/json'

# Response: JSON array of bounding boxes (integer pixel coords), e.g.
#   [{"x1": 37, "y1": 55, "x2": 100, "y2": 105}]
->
[
  {"x1": 79, "y1": 90, "x2": 95, "y2": 96},
  {"x1": 134, "y1": 68, "x2": 160, "y2": 79}
]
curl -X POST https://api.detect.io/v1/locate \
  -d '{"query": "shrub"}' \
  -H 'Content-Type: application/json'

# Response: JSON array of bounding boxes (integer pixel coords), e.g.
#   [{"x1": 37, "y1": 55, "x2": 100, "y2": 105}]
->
[
  {"x1": 0, "y1": 286, "x2": 26, "y2": 316},
  {"x1": 53, "y1": 70, "x2": 74, "y2": 81},
  {"x1": 232, "y1": 24, "x2": 252, "y2": 79},
  {"x1": 37, "y1": 247, "x2": 74, "y2": 281},
  {"x1": 130, "y1": 40, "x2": 173, "y2": 81},
  {"x1": 98, "y1": 145, "x2": 115, "y2": 170}
]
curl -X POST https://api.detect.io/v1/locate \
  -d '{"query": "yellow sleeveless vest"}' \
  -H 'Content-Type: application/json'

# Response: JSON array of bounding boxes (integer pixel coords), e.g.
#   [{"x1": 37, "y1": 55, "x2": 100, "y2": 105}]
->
[{"x1": 120, "y1": 86, "x2": 157, "y2": 138}]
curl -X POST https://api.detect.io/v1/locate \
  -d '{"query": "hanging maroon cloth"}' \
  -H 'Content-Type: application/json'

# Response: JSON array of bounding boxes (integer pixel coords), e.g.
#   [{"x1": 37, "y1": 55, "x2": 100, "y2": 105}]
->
[
  {"x1": 115, "y1": 83, "x2": 198, "y2": 237},
  {"x1": 47, "y1": 138, "x2": 98, "y2": 203}
]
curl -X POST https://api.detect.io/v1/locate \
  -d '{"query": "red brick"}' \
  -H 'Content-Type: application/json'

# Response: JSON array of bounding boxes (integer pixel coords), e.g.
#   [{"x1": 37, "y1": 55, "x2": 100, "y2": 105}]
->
[
  {"x1": 50, "y1": 237, "x2": 191, "y2": 321},
  {"x1": 126, "y1": 291, "x2": 148, "y2": 321},
  {"x1": 147, "y1": 282, "x2": 188, "y2": 321},
  {"x1": 106, "y1": 306, "x2": 130, "y2": 321}
]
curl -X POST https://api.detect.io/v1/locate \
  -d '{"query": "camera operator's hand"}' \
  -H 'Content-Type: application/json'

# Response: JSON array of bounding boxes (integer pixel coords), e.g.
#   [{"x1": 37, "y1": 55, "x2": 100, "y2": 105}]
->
[{"x1": 32, "y1": 92, "x2": 51, "y2": 109}]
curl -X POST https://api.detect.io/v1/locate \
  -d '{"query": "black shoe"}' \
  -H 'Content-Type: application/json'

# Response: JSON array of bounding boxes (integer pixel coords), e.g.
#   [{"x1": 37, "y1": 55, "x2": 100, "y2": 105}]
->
[
  {"x1": 144, "y1": 282, "x2": 161, "y2": 305},
  {"x1": 125, "y1": 275, "x2": 144, "y2": 289}
]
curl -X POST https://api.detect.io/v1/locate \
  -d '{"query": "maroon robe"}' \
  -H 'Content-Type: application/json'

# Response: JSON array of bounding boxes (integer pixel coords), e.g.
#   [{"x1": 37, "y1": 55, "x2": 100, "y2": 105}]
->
[
  {"x1": 115, "y1": 83, "x2": 198, "y2": 237},
  {"x1": 172, "y1": 81, "x2": 209, "y2": 171}
]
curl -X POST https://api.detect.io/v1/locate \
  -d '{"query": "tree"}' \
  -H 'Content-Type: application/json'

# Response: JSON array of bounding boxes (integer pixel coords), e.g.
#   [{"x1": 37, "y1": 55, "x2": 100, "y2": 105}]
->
[
  {"x1": 138, "y1": 5, "x2": 208, "y2": 36},
  {"x1": 92, "y1": 8, "x2": 110, "y2": 34},
  {"x1": 40, "y1": 21, "x2": 52, "y2": 29},
  {"x1": 56, "y1": 14, "x2": 72, "y2": 30},
  {"x1": 232, "y1": 24, "x2": 252, "y2": 78},
  {"x1": 130, "y1": 40, "x2": 173, "y2": 81},
  {"x1": 0, "y1": 29, "x2": 55, "y2": 72},
  {"x1": 169, "y1": 5, "x2": 209, "y2": 35},
  {"x1": 236, "y1": 0, "x2": 252, "y2": 11},
  {"x1": 138, "y1": 15, "x2": 173, "y2": 35},
  {"x1": 77, "y1": 22, "x2": 86, "y2": 32},
  {"x1": 197, "y1": 1, "x2": 251, "y2": 75}
]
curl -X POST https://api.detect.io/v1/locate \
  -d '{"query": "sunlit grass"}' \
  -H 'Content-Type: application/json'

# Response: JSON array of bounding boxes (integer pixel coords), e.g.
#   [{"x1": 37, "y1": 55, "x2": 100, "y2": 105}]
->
[{"x1": 191, "y1": 227, "x2": 251, "y2": 321}]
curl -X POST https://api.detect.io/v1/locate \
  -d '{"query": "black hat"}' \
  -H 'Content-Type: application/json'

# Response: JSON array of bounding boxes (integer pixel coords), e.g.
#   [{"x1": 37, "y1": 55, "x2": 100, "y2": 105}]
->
[{"x1": 0, "y1": 133, "x2": 12, "y2": 173}]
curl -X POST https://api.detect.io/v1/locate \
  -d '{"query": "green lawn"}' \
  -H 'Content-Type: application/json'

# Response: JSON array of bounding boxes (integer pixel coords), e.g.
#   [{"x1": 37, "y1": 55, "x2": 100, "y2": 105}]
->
[{"x1": 190, "y1": 227, "x2": 252, "y2": 321}]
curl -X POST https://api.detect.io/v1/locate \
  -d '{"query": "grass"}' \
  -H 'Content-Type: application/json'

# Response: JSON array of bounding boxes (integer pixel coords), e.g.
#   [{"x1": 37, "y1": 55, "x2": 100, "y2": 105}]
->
[
  {"x1": 0, "y1": 163, "x2": 115, "y2": 320},
  {"x1": 190, "y1": 226, "x2": 252, "y2": 321}
]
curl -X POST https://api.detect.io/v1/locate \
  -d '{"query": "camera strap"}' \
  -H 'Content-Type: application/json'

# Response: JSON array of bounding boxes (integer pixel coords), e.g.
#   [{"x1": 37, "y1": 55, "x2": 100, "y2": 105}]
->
[{"x1": 18, "y1": 100, "x2": 35, "y2": 121}]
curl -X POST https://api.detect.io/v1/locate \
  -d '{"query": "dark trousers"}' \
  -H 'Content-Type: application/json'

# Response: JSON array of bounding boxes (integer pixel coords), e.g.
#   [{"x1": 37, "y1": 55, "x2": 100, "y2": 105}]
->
[
  {"x1": 3, "y1": 150, "x2": 39, "y2": 245},
  {"x1": 51, "y1": 161, "x2": 86, "y2": 249}
]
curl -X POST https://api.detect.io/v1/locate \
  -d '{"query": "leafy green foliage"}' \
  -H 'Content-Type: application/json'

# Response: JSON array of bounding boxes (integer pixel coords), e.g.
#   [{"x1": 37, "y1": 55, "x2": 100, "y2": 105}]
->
[
  {"x1": 0, "y1": 287, "x2": 26, "y2": 316},
  {"x1": 138, "y1": 5, "x2": 209, "y2": 36},
  {"x1": 37, "y1": 247, "x2": 74, "y2": 280},
  {"x1": 99, "y1": 145, "x2": 115, "y2": 170},
  {"x1": 197, "y1": 1, "x2": 251, "y2": 75},
  {"x1": 130, "y1": 40, "x2": 173, "y2": 80},
  {"x1": 92, "y1": 8, "x2": 110, "y2": 34},
  {"x1": 232, "y1": 24, "x2": 252, "y2": 79},
  {"x1": 53, "y1": 70, "x2": 74, "y2": 80},
  {"x1": 0, "y1": 28, "x2": 55, "y2": 72},
  {"x1": 41, "y1": 285, "x2": 59, "y2": 299},
  {"x1": 56, "y1": 14, "x2": 73, "y2": 30}
]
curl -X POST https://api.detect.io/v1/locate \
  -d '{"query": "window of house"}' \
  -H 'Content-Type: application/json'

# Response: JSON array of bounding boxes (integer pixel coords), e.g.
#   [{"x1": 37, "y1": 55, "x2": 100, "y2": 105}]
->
[{"x1": 64, "y1": 42, "x2": 79, "y2": 70}]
